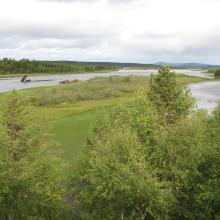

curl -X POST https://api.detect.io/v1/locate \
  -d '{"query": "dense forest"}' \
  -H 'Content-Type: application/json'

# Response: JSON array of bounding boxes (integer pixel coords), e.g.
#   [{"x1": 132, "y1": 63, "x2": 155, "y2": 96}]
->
[
  {"x1": 0, "y1": 68, "x2": 219, "y2": 219},
  {"x1": 0, "y1": 58, "x2": 116, "y2": 75}
]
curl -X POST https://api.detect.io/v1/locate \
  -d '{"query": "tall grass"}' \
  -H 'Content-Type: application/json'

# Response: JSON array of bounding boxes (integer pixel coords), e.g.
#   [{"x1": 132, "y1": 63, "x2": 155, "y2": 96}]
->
[
  {"x1": 19, "y1": 75, "x2": 207, "y2": 107},
  {"x1": 24, "y1": 76, "x2": 149, "y2": 106}
]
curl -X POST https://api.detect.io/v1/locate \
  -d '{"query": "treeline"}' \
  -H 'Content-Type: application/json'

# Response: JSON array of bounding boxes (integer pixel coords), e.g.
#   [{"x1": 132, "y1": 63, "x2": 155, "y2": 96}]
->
[
  {"x1": 49, "y1": 60, "x2": 159, "y2": 68},
  {"x1": 0, "y1": 58, "x2": 116, "y2": 75},
  {"x1": 0, "y1": 68, "x2": 219, "y2": 219}
]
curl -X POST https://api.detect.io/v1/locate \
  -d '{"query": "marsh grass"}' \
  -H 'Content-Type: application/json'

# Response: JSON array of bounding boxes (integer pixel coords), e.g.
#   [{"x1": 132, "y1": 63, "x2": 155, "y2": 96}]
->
[
  {"x1": 22, "y1": 76, "x2": 149, "y2": 106},
  {"x1": 16, "y1": 75, "x2": 208, "y2": 107}
]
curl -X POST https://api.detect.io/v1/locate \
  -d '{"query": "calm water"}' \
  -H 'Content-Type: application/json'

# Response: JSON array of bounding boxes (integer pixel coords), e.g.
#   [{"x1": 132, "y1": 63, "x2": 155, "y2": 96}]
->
[
  {"x1": 189, "y1": 81, "x2": 220, "y2": 113},
  {"x1": 0, "y1": 69, "x2": 219, "y2": 112}
]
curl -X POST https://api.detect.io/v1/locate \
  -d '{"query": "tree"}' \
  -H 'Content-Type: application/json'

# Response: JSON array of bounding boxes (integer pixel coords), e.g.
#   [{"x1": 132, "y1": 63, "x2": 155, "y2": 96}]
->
[
  {"x1": 198, "y1": 105, "x2": 220, "y2": 219},
  {"x1": 130, "y1": 90, "x2": 159, "y2": 147},
  {"x1": 72, "y1": 104, "x2": 173, "y2": 220},
  {"x1": 148, "y1": 67, "x2": 193, "y2": 123},
  {"x1": 0, "y1": 93, "x2": 67, "y2": 219}
]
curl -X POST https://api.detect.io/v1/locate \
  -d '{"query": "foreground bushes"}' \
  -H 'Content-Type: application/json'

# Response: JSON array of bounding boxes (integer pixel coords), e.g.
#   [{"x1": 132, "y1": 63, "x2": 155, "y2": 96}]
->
[
  {"x1": 71, "y1": 68, "x2": 220, "y2": 219},
  {"x1": 72, "y1": 99, "x2": 220, "y2": 219},
  {"x1": 0, "y1": 93, "x2": 72, "y2": 219}
]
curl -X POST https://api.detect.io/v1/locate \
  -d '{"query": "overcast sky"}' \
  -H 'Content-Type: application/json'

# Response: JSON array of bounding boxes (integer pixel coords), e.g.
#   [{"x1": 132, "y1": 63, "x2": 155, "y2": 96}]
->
[{"x1": 0, "y1": 0, "x2": 220, "y2": 63}]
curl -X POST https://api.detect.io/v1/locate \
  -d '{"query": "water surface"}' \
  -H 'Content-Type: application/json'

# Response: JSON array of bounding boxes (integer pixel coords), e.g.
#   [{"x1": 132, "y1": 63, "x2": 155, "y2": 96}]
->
[{"x1": 189, "y1": 81, "x2": 220, "y2": 113}]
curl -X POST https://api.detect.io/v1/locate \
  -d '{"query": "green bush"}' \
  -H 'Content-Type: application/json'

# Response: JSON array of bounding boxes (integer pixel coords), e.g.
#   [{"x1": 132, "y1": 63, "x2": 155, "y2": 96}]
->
[
  {"x1": 70, "y1": 69, "x2": 220, "y2": 219},
  {"x1": 0, "y1": 93, "x2": 70, "y2": 219},
  {"x1": 215, "y1": 69, "x2": 220, "y2": 78},
  {"x1": 148, "y1": 67, "x2": 193, "y2": 123}
]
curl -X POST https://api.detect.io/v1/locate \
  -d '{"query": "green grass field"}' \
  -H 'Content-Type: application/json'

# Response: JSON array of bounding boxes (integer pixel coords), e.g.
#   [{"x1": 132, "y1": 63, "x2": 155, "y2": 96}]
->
[
  {"x1": 0, "y1": 74, "x2": 211, "y2": 161},
  {"x1": 47, "y1": 97, "x2": 132, "y2": 160}
]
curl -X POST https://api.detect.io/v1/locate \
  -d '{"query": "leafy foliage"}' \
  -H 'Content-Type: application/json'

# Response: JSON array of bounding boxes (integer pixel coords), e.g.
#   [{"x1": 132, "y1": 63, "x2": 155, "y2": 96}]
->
[
  {"x1": 0, "y1": 93, "x2": 69, "y2": 219},
  {"x1": 72, "y1": 105, "x2": 173, "y2": 220},
  {"x1": 214, "y1": 69, "x2": 220, "y2": 78},
  {"x1": 148, "y1": 67, "x2": 193, "y2": 123},
  {"x1": 71, "y1": 69, "x2": 220, "y2": 219}
]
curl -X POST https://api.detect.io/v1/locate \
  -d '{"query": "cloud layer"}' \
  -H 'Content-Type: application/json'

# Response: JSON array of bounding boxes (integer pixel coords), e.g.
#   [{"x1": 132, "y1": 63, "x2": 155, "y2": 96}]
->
[{"x1": 0, "y1": 0, "x2": 220, "y2": 63}]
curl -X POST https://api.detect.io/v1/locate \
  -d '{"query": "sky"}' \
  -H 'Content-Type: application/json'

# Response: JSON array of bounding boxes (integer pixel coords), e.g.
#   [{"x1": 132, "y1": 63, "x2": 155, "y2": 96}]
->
[{"x1": 0, "y1": 0, "x2": 220, "y2": 64}]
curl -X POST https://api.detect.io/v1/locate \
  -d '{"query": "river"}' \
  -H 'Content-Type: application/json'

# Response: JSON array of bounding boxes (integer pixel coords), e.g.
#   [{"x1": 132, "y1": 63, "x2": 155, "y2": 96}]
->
[
  {"x1": 189, "y1": 81, "x2": 220, "y2": 113},
  {"x1": 0, "y1": 69, "x2": 219, "y2": 112}
]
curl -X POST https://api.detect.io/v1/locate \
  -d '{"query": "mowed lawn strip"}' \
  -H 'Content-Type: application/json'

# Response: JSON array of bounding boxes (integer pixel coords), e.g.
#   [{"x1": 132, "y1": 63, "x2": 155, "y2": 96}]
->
[{"x1": 44, "y1": 97, "x2": 133, "y2": 160}]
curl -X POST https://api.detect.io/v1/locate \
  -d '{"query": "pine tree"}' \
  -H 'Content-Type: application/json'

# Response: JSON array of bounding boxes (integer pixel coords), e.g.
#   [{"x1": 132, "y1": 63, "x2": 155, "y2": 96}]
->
[
  {"x1": 0, "y1": 93, "x2": 66, "y2": 219},
  {"x1": 148, "y1": 67, "x2": 193, "y2": 123}
]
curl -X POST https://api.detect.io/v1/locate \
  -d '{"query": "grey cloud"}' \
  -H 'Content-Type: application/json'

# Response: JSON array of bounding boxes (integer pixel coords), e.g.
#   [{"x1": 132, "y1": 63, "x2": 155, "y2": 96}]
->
[
  {"x1": 180, "y1": 31, "x2": 220, "y2": 58},
  {"x1": 136, "y1": 32, "x2": 179, "y2": 40},
  {"x1": 37, "y1": 0, "x2": 134, "y2": 3},
  {"x1": 1, "y1": 23, "x2": 220, "y2": 63},
  {"x1": 39, "y1": 0, "x2": 96, "y2": 2},
  {"x1": 0, "y1": 0, "x2": 219, "y2": 64},
  {"x1": 0, "y1": 22, "x2": 117, "y2": 38},
  {"x1": 0, "y1": 24, "x2": 119, "y2": 51}
]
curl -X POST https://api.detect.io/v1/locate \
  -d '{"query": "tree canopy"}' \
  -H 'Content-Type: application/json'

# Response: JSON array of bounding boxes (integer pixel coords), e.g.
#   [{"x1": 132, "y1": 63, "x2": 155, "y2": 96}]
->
[
  {"x1": 71, "y1": 68, "x2": 220, "y2": 219},
  {"x1": 148, "y1": 67, "x2": 193, "y2": 123},
  {"x1": 0, "y1": 93, "x2": 69, "y2": 219}
]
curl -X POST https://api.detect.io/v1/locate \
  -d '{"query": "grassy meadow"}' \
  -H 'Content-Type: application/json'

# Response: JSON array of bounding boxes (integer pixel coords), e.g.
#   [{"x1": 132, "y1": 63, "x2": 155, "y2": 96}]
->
[{"x1": 0, "y1": 74, "x2": 210, "y2": 161}]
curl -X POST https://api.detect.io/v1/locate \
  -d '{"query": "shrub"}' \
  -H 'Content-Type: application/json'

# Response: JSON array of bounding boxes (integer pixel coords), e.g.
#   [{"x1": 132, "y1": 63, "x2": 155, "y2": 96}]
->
[
  {"x1": 0, "y1": 93, "x2": 69, "y2": 219},
  {"x1": 215, "y1": 69, "x2": 220, "y2": 78},
  {"x1": 148, "y1": 67, "x2": 193, "y2": 123}
]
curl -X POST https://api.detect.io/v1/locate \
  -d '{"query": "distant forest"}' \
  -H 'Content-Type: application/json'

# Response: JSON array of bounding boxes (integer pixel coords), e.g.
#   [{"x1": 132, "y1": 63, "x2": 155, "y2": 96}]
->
[
  {"x1": 0, "y1": 58, "x2": 118, "y2": 75},
  {"x1": 0, "y1": 58, "x2": 219, "y2": 75},
  {"x1": 49, "y1": 60, "x2": 159, "y2": 68},
  {"x1": 0, "y1": 58, "x2": 160, "y2": 75}
]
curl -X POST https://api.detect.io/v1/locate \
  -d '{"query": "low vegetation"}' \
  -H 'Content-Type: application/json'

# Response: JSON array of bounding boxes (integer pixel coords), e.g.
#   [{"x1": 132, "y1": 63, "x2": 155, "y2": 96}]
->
[
  {"x1": 0, "y1": 93, "x2": 71, "y2": 219},
  {"x1": 21, "y1": 76, "x2": 149, "y2": 106},
  {"x1": 19, "y1": 74, "x2": 206, "y2": 107}
]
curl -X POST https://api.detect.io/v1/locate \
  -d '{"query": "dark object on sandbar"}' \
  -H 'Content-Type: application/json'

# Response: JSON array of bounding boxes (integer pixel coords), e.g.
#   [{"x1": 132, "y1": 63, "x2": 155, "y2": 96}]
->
[
  {"x1": 21, "y1": 75, "x2": 31, "y2": 83},
  {"x1": 59, "y1": 79, "x2": 79, "y2": 84}
]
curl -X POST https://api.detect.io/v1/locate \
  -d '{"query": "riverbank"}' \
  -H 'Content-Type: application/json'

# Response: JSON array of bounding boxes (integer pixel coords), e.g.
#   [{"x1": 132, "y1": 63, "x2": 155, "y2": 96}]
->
[
  {"x1": 0, "y1": 69, "x2": 117, "y2": 78},
  {"x1": 0, "y1": 69, "x2": 214, "y2": 93}
]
